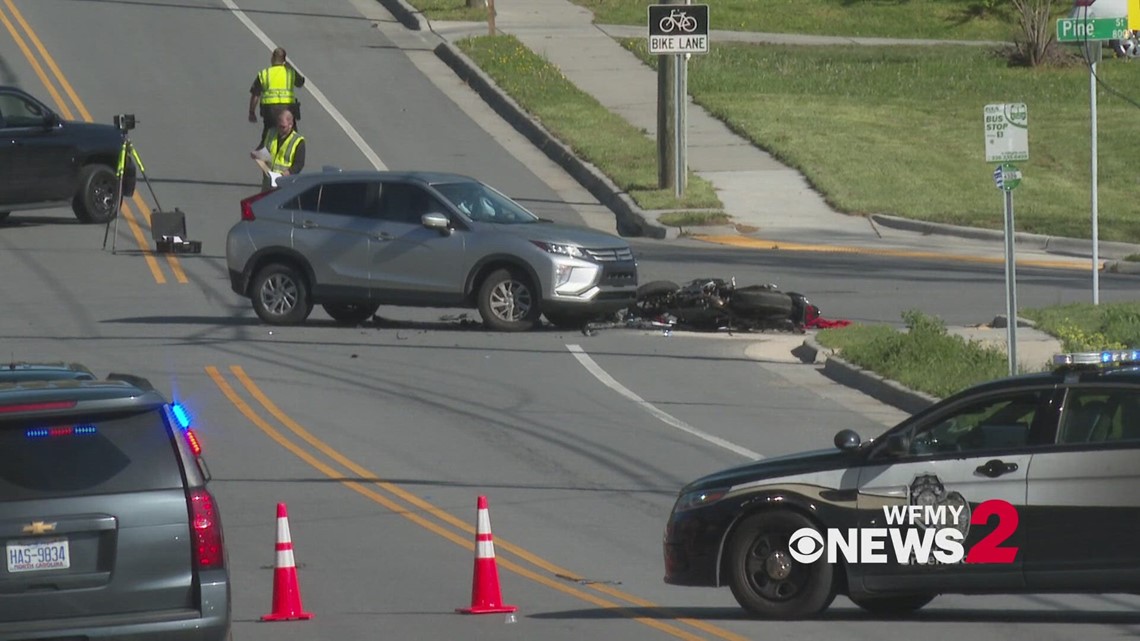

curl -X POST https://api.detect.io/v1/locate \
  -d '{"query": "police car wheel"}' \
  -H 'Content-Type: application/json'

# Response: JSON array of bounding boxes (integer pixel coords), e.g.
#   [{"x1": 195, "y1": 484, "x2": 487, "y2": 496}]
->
[
  {"x1": 72, "y1": 163, "x2": 118, "y2": 224},
  {"x1": 726, "y1": 510, "x2": 836, "y2": 619},
  {"x1": 849, "y1": 593, "x2": 935, "y2": 616}
]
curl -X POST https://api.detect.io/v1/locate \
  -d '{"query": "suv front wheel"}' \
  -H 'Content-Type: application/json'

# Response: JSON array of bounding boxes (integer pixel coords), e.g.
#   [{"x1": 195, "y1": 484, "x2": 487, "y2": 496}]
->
[
  {"x1": 251, "y1": 263, "x2": 313, "y2": 325},
  {"x1": 72, "y1": 164, "x2": 119, "y2": 224},
  {"x1": 477, "y1": 268, "x2": 540, "y2": 332}
]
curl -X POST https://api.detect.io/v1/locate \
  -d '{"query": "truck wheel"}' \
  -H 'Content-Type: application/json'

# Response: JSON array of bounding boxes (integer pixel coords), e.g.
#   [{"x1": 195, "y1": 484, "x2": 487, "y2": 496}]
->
[
  {"x1": 72, "y1": 164, "x2": 119, "y2": 224},
  {"x1": 323, "y1": 302, "x2": 380, "y2": 326},
  {"x1": 251, "y1": 263, "x2": 312, "y2": 325},
  {"x1": 477, "y1": 268, "x2": 540, "y2": 332},
  {"x1": 726, "y1": 510, "x2": 836, "y2": 619}
]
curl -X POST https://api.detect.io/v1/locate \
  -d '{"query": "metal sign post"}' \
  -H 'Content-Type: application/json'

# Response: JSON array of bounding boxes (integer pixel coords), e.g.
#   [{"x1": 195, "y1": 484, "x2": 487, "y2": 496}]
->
[
  {"x1": 648, "y1": 3, "x2": 709, "y2": 198},
  {"x1": 995, "y1": 164, "x2": 1023, "y2": 376},
  {"x1": 984, "y1": 104, "x2": 1028, "y2": 376},
  {"x1": 1090, "y1": 41, "x2": 1101, "y2": 305},
  {"x1": 1057, "y1": 18, "x2": 1124, "y2": 304}
]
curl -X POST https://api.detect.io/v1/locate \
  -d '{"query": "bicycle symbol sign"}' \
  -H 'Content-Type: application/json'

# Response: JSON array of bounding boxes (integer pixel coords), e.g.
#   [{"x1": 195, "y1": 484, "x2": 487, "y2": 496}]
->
[{"x1": 648, "y1": 4, "x2": 710, "y2": 55}]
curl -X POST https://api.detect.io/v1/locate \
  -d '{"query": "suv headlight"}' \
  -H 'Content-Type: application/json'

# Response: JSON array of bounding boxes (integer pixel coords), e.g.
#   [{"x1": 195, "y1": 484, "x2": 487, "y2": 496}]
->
[
  {"x1": 673, "y1": 488, "x2": 728, "y2": 513},
  {"x1": 531, "y1": 240, "x2": 587, "y2": 260}
]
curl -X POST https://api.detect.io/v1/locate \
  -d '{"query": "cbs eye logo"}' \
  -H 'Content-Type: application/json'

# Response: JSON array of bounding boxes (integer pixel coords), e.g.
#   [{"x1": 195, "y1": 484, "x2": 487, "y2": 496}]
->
[{"x1": 787, "y1": 528, "x2": 826, "y2": 563}]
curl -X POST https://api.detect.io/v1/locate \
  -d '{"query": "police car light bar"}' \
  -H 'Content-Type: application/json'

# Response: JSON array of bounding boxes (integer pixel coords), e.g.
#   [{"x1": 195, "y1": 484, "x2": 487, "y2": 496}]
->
[{"x1": 1053, "y1": 349, "x2": 1140, "y2": 367}]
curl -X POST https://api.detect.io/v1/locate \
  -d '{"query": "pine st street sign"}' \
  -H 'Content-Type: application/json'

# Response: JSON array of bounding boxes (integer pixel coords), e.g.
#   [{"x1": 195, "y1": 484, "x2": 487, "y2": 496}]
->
[
  {"x1": 1056, "y1": 16, "x2": 1129, "y2": 42},
  {"x1": 984, "y1": 103, "x2": 1028, "y2": 163},
  {"x1": 648, "y1": 5, "x2": 709, "y2": 55}
]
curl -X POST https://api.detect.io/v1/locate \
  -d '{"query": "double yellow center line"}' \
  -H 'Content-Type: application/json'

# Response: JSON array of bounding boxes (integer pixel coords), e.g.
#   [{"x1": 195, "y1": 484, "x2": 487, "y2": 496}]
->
[
  {"x1": 206, "y1": 364, "x2": 753, "y2": 641},
  {"x1": 0, "y1": 0, "x2": 186, "y2": 285}
]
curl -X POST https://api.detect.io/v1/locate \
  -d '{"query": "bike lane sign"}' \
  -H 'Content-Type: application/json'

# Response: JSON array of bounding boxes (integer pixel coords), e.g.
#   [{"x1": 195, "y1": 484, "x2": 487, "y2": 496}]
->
[{"x1": 648, "y1": 5, "x2": 709, "y2": 54}]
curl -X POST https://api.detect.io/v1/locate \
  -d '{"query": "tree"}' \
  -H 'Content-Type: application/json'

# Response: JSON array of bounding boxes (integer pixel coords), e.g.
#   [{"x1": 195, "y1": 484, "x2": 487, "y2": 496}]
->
[{"x1": 1011, "y1": 0, "x2": 1059, "y2": 66}]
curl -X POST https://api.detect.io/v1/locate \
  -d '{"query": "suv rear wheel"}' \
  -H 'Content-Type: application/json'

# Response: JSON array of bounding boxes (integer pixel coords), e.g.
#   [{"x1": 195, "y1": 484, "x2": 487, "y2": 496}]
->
[
  {"x1": 323, "y1": 302, "x2": 380, "y2": 326},
  {"x1": 72, "y1": 164, "x2": 119, "y2": 224},
  {"x1": 251, "y1": 263, "x2": 313, "y2": 325},
  {"x1": 477, "y1": 268, "x2": 540, "y2": 332}
]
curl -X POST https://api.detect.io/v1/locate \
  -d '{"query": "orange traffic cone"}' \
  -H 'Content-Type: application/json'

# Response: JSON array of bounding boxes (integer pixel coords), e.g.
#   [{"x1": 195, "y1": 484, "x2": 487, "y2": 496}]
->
[
  {"x1": 261, "y1": 503, "x2": 314, "y2": 622},
  {"x1": 456, "y1": 495, "x2": 517, "y2": 614}
]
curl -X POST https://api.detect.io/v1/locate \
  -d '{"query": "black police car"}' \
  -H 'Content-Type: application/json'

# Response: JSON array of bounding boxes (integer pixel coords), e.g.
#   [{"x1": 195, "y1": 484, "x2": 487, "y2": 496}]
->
[
  {"x1": 663, "y1": 349, "x2": 1140, "y2": 618},
  {"x1": 0, "y1": 86, "x2": 135, "y2": 225}
]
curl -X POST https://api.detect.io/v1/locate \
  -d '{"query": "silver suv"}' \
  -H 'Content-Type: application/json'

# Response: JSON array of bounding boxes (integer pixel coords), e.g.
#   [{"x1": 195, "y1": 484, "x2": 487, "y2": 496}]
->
[
  {"x1": 0, "y1": 374, "x2": 230, "y2": 640},
  {"x1": 225, "y1": 170, "x2": 638, "y2": 331}
]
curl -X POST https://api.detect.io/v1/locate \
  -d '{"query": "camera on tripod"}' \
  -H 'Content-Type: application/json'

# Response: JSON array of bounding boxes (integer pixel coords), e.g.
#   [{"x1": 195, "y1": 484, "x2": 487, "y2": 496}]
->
[{"x1": 113, "y1": 114, "x2": 136, "y2": 132}]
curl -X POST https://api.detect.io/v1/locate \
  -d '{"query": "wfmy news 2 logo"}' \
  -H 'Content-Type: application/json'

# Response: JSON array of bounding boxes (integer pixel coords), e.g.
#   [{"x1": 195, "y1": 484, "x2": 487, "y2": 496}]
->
[{"x1": 788, "y1": 499, "x2": 1019, "y2": 565}]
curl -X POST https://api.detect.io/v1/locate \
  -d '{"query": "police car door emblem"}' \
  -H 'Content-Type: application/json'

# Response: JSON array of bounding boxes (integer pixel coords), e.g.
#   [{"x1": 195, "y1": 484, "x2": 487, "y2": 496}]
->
[{"x1": 908, "y1": 474, "x2": 971, "y2": 538}]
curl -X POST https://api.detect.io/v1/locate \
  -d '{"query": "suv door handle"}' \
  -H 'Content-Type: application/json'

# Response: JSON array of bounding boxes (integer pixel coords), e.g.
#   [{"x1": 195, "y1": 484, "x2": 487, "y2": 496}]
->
[
  {"x1": 374, "y1": 232, "x2": 393, "y2": 241},
  {"x1": 298, "y1": 220, "x2": 318, "y2": 229},
  {"x1": 975, "y1": 459, "x2": 1019, "y2": 478}
]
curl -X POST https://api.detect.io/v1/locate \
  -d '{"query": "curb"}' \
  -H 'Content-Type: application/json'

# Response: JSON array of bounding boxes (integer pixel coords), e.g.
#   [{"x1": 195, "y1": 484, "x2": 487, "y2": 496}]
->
[
  {"x1": 871, "y1": 214, "x2": 1140, "y2": 263},
  {"x1": 432, "y1": 42, "x2": 669, "y2": 239},
  {"x1": 375, "y1": 0, "x2": 426, "y2": 31},
  {"x1": 796, "y1": 337, "x2": 939, "y2": 415}
]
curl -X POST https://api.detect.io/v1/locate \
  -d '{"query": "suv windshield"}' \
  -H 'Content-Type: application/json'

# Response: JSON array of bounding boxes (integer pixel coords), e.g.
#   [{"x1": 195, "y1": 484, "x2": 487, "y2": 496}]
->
[{"x1": 433, "y1": 181, "x2": 539, "y2": 224}]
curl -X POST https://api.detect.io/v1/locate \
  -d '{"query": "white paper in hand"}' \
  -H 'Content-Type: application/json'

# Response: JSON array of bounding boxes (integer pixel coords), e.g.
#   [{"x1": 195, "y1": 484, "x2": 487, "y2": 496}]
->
[
  {"x1": 269, "y1": 172, "x2": 282, "y2": 187},
  {"x1": 252, "y1": 148, "x2": 271, "y2": 162}
]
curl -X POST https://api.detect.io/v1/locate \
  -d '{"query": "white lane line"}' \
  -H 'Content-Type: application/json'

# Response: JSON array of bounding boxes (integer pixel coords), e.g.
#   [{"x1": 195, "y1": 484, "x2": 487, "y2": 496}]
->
[
  {"x1": 565, "y1": 345, "x2": 762, "y2": 460},
  {"x1": 220, "y1": 0, "x2": 388, "y2": 170}
]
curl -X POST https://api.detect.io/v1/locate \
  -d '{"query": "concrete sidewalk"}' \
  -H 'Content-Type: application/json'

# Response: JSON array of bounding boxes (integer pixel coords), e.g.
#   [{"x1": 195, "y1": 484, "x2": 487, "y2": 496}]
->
[{"x1": 381, "y1": 0, "x2": 1140, "y2": 272}]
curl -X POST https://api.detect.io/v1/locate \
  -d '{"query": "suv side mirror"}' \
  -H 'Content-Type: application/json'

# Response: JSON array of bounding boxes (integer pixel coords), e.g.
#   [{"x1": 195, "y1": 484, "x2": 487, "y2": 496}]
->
[
  {"x1": 421, "y1": 212, "x2": 451, "y2": 236},
  {"x1": 833, "y1": 429, "x2": 861, "y2": 451}
]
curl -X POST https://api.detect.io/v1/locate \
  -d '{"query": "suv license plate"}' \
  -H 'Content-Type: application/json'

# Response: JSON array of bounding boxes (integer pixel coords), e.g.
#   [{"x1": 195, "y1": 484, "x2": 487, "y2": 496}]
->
[{"x1": 6, "y1": 538, "x2": 70, "y2": 572}]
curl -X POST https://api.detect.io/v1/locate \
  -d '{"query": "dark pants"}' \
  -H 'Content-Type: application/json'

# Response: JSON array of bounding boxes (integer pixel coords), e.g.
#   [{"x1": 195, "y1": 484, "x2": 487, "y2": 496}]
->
[{"x1": 258, "y1": 103, "x2": 300, "y2": 145}]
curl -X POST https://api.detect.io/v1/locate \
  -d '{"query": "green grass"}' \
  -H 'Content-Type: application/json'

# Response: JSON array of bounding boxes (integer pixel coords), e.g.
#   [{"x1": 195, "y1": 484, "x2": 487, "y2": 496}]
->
[
  {"x1": 657, "y1": 211, "x2": 732, "y2": 226},
  {"x1": 409, "y1": 0, "x2": 488, "y2": 22},
  {"x1": 817, "y1": 310, "x2": 1010, "y2": 399},
  {"x1": 571, "y1": 0, "x2": 1019, "y2": 40},
  {"x1": 818, "y1": 304, "x2": 1140, "y2": 399},
  {"x1": 457, "y1": 35, "x2": 722, "y2": 212},
  {"x1": 622, "y1": 39, "x2": 1140, "y2": 241},
  {"x1": 1022, "y1": 302, "x2": 1140, "y2": 351}
]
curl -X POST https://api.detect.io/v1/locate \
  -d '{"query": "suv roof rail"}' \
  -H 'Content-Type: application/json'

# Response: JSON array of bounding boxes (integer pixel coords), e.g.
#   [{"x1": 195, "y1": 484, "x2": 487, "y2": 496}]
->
[{"x1": 106, "y1": 373, "x2": 156, "y2": 391}]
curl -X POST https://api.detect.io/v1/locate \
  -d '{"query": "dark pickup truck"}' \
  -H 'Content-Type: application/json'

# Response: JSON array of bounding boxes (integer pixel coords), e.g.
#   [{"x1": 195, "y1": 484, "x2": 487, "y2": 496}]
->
[{"x1": 0, "y1": 85, "x2": 135, "y2": 224}]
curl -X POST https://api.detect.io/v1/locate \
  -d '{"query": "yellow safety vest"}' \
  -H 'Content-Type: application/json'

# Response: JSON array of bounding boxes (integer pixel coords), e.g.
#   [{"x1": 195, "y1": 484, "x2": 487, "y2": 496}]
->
[
  {"x1": 258, "y1": 65, "x2": 296, "y2": 105},
  {"x1": 264, "y1": 130, "x2": 304, "y2": 174}
]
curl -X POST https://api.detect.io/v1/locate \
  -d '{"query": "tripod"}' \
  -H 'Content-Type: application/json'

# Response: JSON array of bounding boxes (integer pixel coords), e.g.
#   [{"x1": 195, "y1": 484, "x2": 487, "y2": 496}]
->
[{"x1": 102, "y1": 132, "x2": 163, "y2": 254}]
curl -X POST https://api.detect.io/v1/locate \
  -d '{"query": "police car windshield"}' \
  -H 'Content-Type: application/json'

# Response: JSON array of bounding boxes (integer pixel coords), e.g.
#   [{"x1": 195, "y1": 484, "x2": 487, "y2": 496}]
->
[{"x1": 434, "y1": 182, "x2": 540, "y2": 224}]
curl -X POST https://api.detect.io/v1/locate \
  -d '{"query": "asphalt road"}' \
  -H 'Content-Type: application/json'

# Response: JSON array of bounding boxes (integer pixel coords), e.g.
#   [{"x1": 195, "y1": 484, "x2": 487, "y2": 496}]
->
[{"x1": 1, "y1": 0, "x2": 1139, "y2": 639}]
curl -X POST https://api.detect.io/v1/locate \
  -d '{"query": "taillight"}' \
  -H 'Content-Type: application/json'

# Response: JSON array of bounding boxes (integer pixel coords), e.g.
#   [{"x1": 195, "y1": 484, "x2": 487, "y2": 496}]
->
[
  {"x1": 189, "y1": 489, "x2": 224, "y2": 570},
  {"x1": 240, "y1": 191, "x2": 271, "y2": 221}
]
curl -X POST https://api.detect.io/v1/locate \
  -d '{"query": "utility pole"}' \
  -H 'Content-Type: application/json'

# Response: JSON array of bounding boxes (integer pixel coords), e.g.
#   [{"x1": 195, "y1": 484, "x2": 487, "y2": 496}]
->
[{"x1": 656, "y1": 0, "x2": 685, "y2": 193}]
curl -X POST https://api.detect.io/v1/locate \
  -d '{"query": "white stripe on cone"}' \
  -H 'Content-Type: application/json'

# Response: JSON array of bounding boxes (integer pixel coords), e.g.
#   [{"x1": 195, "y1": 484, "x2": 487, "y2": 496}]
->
[
  {"x1": 276, "y1": 549, "x2": 296, "y2": 567},
  {"x1": 477, "y1": 509, "x2": 490, "y2": 536},
  {"x1": 277, "y1": 516, "x2": 292, "y2": 544},
  {"x1": 477, "y1": 541, "x2": 495, "y2": 558}
]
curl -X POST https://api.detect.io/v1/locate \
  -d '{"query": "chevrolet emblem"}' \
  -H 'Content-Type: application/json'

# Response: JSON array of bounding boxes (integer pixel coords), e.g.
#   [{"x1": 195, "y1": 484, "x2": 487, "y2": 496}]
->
[{"x1": 22, "y1": 521, "x2": 56, "y2": 535}]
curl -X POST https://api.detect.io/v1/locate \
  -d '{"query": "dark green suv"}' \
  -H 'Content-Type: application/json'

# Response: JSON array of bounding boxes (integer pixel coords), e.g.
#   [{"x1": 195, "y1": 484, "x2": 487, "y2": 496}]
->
[{"x1": 0, "y1": 373, "x2": 230, "y2": 640}]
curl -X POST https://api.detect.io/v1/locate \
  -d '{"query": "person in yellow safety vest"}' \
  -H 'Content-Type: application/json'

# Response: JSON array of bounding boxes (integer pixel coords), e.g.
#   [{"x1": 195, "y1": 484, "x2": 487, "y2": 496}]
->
[
  {"x1": 251, "y1": 109, "x2": 305, "y2": 192},
  {"x1": 248, "y1": 47, "x2": 305, "y2": 145}
]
